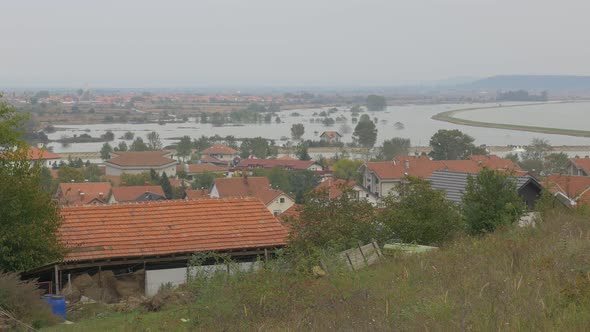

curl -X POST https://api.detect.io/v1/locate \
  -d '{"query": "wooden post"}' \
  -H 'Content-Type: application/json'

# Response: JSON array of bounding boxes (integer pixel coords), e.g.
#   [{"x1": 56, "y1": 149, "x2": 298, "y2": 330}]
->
[
  {"x1": 264, "y1": 248, "x2": 269, "y2": 263},
  {"x1": 345, "y1": 253, "x2": 355, "y2": 271},
  {"x1": 357, "y1": 241, "x2": 369, "y2": 267},
  {"x1": 54, "y1": 265, "x2": 60, "y2": 295}
]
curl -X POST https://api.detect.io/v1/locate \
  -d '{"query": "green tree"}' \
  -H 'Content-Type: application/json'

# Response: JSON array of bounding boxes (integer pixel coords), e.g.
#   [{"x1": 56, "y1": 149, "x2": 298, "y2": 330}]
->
[
  {"x1": 429, "y1": 129, "x2": 486, "y2": 160},
  {"x1": 177, "y1": 136, "x2": 193, "y2": 161},
  {"x1": 332, "y1": 159, "x2": 363, "y2": 182},
  {"x1": 100, "y1": 142, "x2": 113, "y2": 160},
  {"x1": 240, "y1": 137, "x2": 278, "y2": 159},
  {"x1": 0, "y1": 95, "x2": 64, "y2": 271},
  {"x1": 123, "y1": 131, "x2": 134, "y2": 140},
  {"x1": 380, "y1": 177, "x2": 462, "y2": 245},
  {"x1": 83, "y1": 164, "x2": 102, "y2": 182},
  {"x1": 102, "y1": 130, "x2": 115, "y2": 141},
  {"x1": 366, "y1": 95, "x2": 387, "y2": 111},
  {"x1": 520, "y1": 138, "x2": 552, "y2": 173},
  {"x1": 120, "y1": 172, "x2": 153, "y2": 186},
  {"x1": 191, "y1": 172, "x2": 222, "y2": 190},
  {"x1": 291, "y1": 123, "x2": 305, "y2": 140},
  {"x1": 462, "y1": 169, "x2": 524, "y2": 234},
  {"x1": 115, "y1": 141, "x2": 128, "y2": 152},
  {"x1": 159, "y1": 172, "x2": 173, "y2": 199},
  {"x1": 39, "y1": 166, "x2": 54, "y2": 192},
  {"x1": 130, "y1": 137, "x2": 149, "y2": 151},
  {"x1": 504, "y1": 152, "x2": 519, "y2": 164},
  {"x1": 353, "y1": 114, "x2": 377, "y2": 148},
  {"x1": 544, "y1": 152, "x2": 569, "y2": 175},
  {"x1": 379, "y1": 137, "x2": 411, "y2": 160},
  {"x1": 193, "y1": 135, "x2": 211, "y2": 152},
  {"x1": 57, "y1": 165, "x2": 84, "y2": 183},
  {"x1": 147, "y1": 131, "x2": 163, "y2": 150},
  {"x1": 296, "y1": 143, "x2": 311, "y2": 161}
]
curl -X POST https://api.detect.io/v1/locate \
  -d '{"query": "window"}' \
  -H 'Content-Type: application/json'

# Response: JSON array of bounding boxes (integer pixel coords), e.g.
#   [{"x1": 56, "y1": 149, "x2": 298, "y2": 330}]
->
[{"x1": 279, "y1": 197, "x2": 285, "y2": 203}]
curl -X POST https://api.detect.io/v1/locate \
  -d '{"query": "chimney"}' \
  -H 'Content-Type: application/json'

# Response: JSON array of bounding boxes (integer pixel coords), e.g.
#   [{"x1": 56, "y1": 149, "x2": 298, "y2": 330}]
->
[
  {"x1": 99, "y1": 192, "x2": 104, "y2": 200},
  {"x1": 404, "y1": 160, "x2": 410, "y2": 170},
  {"x1": 478, "y1": 160, "x2": 483, "y2": 166}
]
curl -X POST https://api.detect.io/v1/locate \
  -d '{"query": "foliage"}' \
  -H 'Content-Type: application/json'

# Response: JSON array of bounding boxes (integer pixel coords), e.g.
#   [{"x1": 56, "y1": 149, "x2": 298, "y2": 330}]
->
[
  {"x1": 352, "y1": 114, "x2": 377, "y2": 148},
  {"x1": 365, "y1": 94, "x2": 387, "y2": 111},
  {"x1": 332, "y1": 158, "x2": 363, "y2": 183},
  {"x1": 252, "y1": 167, "x2": 319, "y2": 203},
  {"x1": 147, "y1": 131, "x2": 163, "y2": 150},
  {"x1": 519, "y1": 138, "x2": 552, "y2": 173},
  {"x1": 504, "y1": 152, "x2": 519, "y2": 163},
  {"x1": 57, "y1": 165, "x2": 84, "y2": 183},
  {"x1": 544, "y1": 152, "x2": 569, "y2": 174},
  {"x1": 291, "y1": 123, "x2": 305, "y2": 140},
  {"x1": 0, "y1": 93, "x2": 26, "y2": 152},
  {"x1": 115, "y1": 141, "x2": 128, "y2": 152},
  {"x1": 123, "y1": 131, "x2": 134, "y2": 140},
  {"x1": 0, "y1": 271, "x2": 58, "y2": 328},
  {"x1": 295, "y1": 143, "x2": 311, "y2": 161},
  {"x1": 130, "y1": 137, "x2": 149, "y2": 151},
  {"x1": 286, "y1": 188, "x2": 377, "y2": 265},
  {"x1": 462, "y1": 169, "x2": 524, "y2": 234},
  {"x1": 191, "y1": 172, "x2": 222, "y2": 190},
  {"x1": 101, "y1": 130, "x2": 115, "y2": 141},
  {"x1": 380, "y1": 177, "x2": 463, "y2": 245},
  {"x1": 39, "y1": 166, "x2": 54, "y2": 192},
  {"x1": 239, "y1": 137, "x2": 278, "y2": 159},
  {"x1": 193, "y1": 135, "x2": 212, "y2": 152},
  {"x1": 176, "y1": 136, "x2": 193, "y2": 161},
  {"x1": 378, "y1": 137, "x2": 410, "y2": 160},
  {"x1": 429, "y1": 129, "x2": 487, "y2": 160},
  {"x1": 120, "y1": 172, "x2": 154, "y2": 186},
  {"x1": 159, "y1": 172, "x2": 173, "y2": 199},
  {"x1": 100, "y1": 142, "x2": 113, "y2": 160}
]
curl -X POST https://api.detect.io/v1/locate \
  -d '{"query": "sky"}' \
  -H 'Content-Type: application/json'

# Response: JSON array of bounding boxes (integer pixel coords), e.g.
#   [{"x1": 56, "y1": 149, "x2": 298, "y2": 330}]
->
[{"x1": 2, "y1": 0, "x2": 590, "y2": 88}]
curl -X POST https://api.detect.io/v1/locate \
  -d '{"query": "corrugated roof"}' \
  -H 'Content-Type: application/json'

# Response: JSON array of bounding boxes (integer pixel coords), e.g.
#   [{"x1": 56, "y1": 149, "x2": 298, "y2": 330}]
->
[
  {"x1": 428, "y1": 170, "x2": 539, "y2": 205},
  {"x1": 59, "y1": 198, "x2": 289, "y2": 262}
]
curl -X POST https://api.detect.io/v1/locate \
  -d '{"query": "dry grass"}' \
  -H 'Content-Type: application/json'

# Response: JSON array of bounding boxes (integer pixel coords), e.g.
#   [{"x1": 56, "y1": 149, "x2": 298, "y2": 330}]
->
[{"x1": 50, "y1": 210, "x2": 590, "y2": 331}]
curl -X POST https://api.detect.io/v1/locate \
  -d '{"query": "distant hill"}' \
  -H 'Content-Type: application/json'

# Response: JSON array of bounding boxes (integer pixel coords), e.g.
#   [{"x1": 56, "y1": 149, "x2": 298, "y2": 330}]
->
[{"x1": 462, "y1": 75, "x2": 590, "y2": 91}]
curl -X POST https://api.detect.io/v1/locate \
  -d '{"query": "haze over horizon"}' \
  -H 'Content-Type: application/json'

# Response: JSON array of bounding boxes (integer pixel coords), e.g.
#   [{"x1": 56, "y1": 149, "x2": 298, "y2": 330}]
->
[{"x1": 2, "y1": 0, "x2": 590, "y2": 88}]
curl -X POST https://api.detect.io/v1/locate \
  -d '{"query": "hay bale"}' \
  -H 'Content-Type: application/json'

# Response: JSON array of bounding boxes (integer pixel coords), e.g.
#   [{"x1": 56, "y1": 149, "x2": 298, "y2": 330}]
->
[
  {"x1": 61, "y1": 283, "x2": 81, "y2": 303},
  {"x1": 92, "y1": 270, "x2": 117, "y2": 289},
  {"x1": 83, "y1": 287, "x2": 119, "y2": 304},
  {"x1": 72, "y1": 273, "x2": 95, "y2": 291},
  {"x1": 115, "y1": 279, "x2": 142, "y2": 298}
]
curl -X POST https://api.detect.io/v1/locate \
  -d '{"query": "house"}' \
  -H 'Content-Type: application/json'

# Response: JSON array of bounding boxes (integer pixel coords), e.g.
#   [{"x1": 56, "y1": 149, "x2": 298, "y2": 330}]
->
[
  {"x1": 109, "y1": 185, "x2": 166, "y2": 203},
  {"x1": 210, "y1": 176, "x2": 295, "y2": 215},
  {"x1": 565, "y1": 157, "x2": 590, "y2": 176},
  {"x1": 176, "y1": 163, "x2": 227, "y2": 180},
  {"x1": 236, "y1": 158, "x2": 323, "y2": 172},
  {"x1": 2, "y1": 146, "x2": 62, "y2": 168},
  {"x1": 55, "y1": 182, "x2": 112, "y2": 206},
  {"x1": 429, "y1": 170, "x2": 543, "y2": 209},
  {"x1": 359, "y1": 155, "x2": 521, "y2": 199},
  {"x1": 104, "y1": 151, "x2": 177, "y2": 177},
  {"x1": 314, "y1": 178, "x2": 378, "y2": 205},
  {"x1": 546, "y1": 174, "x2": 590, "y2": 207},
  {"x1": 320, "y1": 131, "x2": 342, "y2": 144},
  {"x1": 200, "y1": 144, "x2": 239, "y2": 166},
  {"x1": 25, "y1": 198, "x2": 289, "y2": 297}
]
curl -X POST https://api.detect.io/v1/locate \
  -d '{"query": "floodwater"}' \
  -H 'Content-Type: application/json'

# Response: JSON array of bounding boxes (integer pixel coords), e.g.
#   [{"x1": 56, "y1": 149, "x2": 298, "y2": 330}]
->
[{"x1": 47, "y1": 102, "x2": 590, "y2": 153}]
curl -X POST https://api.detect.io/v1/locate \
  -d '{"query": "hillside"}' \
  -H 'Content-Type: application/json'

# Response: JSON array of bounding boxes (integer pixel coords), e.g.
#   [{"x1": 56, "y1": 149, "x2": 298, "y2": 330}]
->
[
  {"x1": 463, "y1": 75, "x2": 590, "y2": 91},
  {"x1": 48, "y1": 210, "x2": 590, "y2": 331}
]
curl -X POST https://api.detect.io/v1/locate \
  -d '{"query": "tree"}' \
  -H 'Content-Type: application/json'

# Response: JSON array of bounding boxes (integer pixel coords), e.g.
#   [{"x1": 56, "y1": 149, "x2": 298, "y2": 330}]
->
[
  {"x1": 193, "y1": 135, "x2": 211, "y2": 152},
  {"x1": 123, "y1": 131, "x2": 134, "y2": 140},
  {"x1": 429, "y1": 129, "x2": 486, "y2": 160},
  {"x1": 239, "y1": 137, "x2": 278, "y2": 159},
  {"x1": 252, "y1": 168, "x2": 319, "y2": 203},
  {"x1": 101, "y1": 130, "x2": 115, "y2": 141},
  {"x1": 39, "y1": 166, "x2": 54, "y2": 192},
  {"x1": 366, "y1": 95, "x2": 387, "y2": 111},
  {"x1": 332, "y1": 159, "x2": 363, "y2": 182},
  {"x1": 520, "y1": 138, "x2": 551, "y2": 173},
  {"x1": 0, "y1": 95, "x2": 64, "y2": 271},
  {"x1": 379, "y1": 177, "x2": 462, "y2": 246},
  {"x1": 83, "y1": 165, "x2": 102, "y2": 182},
  {"x1": 191, "y1": 172, "x2": 222, "y2": 190},
  {"x1": 504, "y1": 152, "x2": 519, "y2": 164},
  {"x1": 379, "y1": 137, "x2": 410, "y2": 160},
  {"x1": 57, "y1": 165, "x2": 84, "y2": 183},
  {"x1": 147, "y1": 131, "x2": 163, "y2": 150},
  {"x1": 291, "y1": 123, "x2": 305, "y2": 140},
  {"x1": 462, "y1": 169, "x2": 524, "y2": 234},
  {"x1": 120, "y1": 172, "x2": 153, "y2": 186},
  {"x1": 296, "y1": 143, "x2": 311, "y2": 161},
  {"x1": 176, "y1": 136, "x2": 193, "y2": 161},
  {"x1": 353, "y1": 114, "x2": 377, "y2": 148},
  {"x1": 115, "y1": 141, "x2": 128, "y2": 152},
  {"x1": 159, "y1": 172, "x2": 173, "y2": 199},
  {"x1": 130, "y1": 137, "x2": 149, "y2": 151},
  {"x1": 544, "y1": 152, "x2": 569, "y2": 175},
  {"x1": 100, "y1": 142, "x2": 113, "y2": 160}
]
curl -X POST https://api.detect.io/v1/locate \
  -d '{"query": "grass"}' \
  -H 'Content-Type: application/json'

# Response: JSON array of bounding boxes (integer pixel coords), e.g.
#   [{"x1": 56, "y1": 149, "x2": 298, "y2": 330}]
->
[
  {"x1": 432, "y1": 101, "x2": 590, "y2": 137},
  {"x1": 46, "y1": 210, "x2": 590, "y2": 331}
]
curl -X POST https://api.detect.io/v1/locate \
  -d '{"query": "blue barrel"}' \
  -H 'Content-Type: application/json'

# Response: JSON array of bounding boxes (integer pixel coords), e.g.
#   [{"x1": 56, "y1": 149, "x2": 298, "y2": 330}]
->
[{"x1": 42, "y1": 295, "x2": 66, "y2": 320}]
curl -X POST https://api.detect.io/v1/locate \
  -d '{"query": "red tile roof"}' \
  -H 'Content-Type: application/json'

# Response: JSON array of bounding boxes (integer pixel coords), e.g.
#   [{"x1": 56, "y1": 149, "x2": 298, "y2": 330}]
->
[
  {"x1": 111, "y1": 185, "x2": 165, "y2": 202},
  {"x1": 320, "y1": 131, "x2": 342, "y2": 138},
  {"x1": 26, "y1": 147, "x2": 60, "y2": 160},
  {"x1": 546, "y1": 174, "x2": 590, "y2": 205},
  {"x1": 57, "y1": 182, "x2": 112, "y2": 206},
  {"x1": 364, "y1": 155, "x2": 521, "y2": 180},
  {"x1": 201, "y1": 144, "x2": 239, "y2": 155},
  {"x1": 185, "y1": 189, "x2": 210, "y2": 200},
  {"x1": 106, "y1": 151, "x2": 176, "y2": 167},
  {"x1": 236, "y1": 158, "x2": 319, "y2": 171},
  {"x1": 177, "y1": 163, "x2": 227, "y2": 174},
  {"x1": 213, "y1": 177, "x2": 285, "y2": 204},
  {"x1": 570, "y1": 158, "x2": 590, "y2": 174},
  {"x1": 315, "y1": 179, "x2": 357, "y2": 199},
  {"x1": 59, "y1": 198, "x2": 289, "y2": 262}
]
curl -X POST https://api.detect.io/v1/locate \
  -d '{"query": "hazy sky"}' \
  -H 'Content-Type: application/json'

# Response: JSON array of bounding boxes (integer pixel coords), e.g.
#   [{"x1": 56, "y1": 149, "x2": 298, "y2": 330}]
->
[{"x1": 2, "y1": 0, "x2": 589, "y2": 88}]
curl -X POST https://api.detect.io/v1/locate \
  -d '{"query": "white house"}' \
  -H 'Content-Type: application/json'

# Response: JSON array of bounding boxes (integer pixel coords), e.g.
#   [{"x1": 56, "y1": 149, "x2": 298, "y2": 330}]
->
[{"x1": 105, "y1": 151, "x2": 178, "y2": 176}]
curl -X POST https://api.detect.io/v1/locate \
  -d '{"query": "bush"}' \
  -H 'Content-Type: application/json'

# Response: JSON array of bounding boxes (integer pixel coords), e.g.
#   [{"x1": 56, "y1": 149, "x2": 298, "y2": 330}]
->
[
  {"x1": 380, "y1": 177, "x2": 463, "y2": 245},
  {"x1": 0, "y1": 271, "x2": 58, "y2": 328}
]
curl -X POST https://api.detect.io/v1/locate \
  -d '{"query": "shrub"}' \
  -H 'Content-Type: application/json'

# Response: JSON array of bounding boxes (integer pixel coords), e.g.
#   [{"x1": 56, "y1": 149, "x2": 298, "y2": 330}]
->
[{"x1": 0, "y1": 271, "x2": 58, "y2": 328}]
